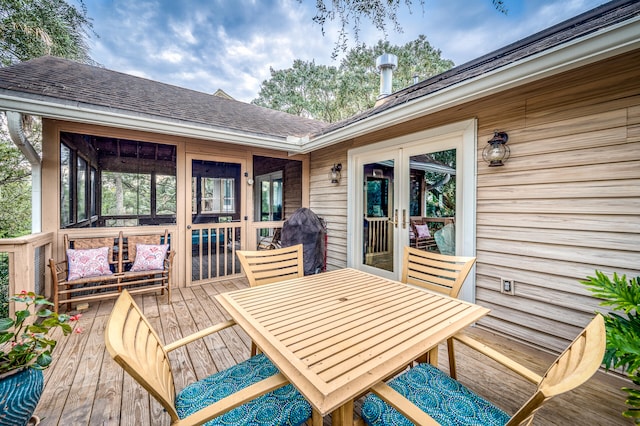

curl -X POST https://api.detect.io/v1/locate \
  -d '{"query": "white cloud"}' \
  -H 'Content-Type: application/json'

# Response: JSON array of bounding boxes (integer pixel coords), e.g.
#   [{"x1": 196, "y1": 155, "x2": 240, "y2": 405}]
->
[
  {"x1": 154, "y1": 49, "x2": 185, "y2": 64},
  {"x1": 82, "y1": 0, "x2": 610, "y2": 103}
]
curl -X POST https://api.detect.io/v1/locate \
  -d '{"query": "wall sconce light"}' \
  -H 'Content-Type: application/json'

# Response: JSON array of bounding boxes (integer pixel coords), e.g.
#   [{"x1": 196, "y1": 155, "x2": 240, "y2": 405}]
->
[
  {"x1": 330, "y1": 163, "x2": 342, "y2": 184},
  {"x1": 482, "y1": 131, "x2": 510, "y2": 167}
]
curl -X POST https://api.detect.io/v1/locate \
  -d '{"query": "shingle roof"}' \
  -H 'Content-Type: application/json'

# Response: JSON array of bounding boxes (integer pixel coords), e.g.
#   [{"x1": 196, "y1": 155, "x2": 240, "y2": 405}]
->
[
  {"x1": 0, "y1": 0, "x2": 636, "y2": 143},
  {"x1": 0, "y1": 55, "x2": 326, "y2": 139},
  {"x1": 313, "y1": 0, "x2": 640, "y2": 137}
]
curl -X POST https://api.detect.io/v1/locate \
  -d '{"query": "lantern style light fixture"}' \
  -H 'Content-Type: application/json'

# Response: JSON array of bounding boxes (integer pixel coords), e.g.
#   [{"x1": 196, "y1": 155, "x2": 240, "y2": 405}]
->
[
  {"x1": 482, "y1": 131, "x2": 510, "y2": 167},
  {"x1": 330, "y1": 163, "x2": 342, "y2": 184}
]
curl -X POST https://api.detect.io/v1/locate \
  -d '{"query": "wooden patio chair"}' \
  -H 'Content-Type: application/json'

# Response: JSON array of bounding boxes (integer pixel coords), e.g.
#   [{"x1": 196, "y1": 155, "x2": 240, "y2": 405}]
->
[
  {"x1": 257, "y1": 227, "x2": 282, "y2": 250},
  {"x1": 237, "y1": 244, "x2": 304, "y2": 287},
  {"x1": 104, "y1": 290, "x2": 313, "y2": 426},
  {"x1": 409, "y1": 220, "x2": 438, "y2": 251},
  {"x1": 361, "y1": 314, "x2": 606, "y2": 426},
  {"x1": 236, "y1": 244, "x2": 304, "y2": 356},
  {"x1": 402, "y1": 246, "x2": 475, "y2": 297},
  {"x1": 402, "y1": 246, "x2": 476, "y2": 371}
]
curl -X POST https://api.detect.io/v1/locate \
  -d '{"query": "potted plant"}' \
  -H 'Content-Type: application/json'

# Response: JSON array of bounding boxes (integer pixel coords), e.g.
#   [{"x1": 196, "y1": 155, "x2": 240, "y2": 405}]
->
[
  {"x1": 583, "y1": 271, "x2": 640, "y2": 424},
  {"x1": 0, "y1": 291, "x2": 81, "y2": 425}
]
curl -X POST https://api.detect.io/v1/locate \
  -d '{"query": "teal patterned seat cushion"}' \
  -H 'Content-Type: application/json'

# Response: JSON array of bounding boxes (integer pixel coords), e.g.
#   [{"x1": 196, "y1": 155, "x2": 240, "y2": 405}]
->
[
  {"x1": 361, "y1": 363, "x2": 511, "y2": 426},
  {"x1": 175, "y1": 353, "x2": 311, "y2": 426}
]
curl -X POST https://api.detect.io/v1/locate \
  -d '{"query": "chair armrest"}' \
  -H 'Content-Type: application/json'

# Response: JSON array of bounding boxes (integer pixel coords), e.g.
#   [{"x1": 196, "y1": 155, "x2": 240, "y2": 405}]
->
[
  {"x1": 174, "y1": 373, "x2": 289, "y2": 426},
  {"x1": 164, "y1": 319, "x2": 236, "y2": 352},
  {"x1": 370, "y1": 382, "x2": 440, "y2": 426},
  {"x1": 453, "y1": 333, "x2": 542, "y2": 384}
]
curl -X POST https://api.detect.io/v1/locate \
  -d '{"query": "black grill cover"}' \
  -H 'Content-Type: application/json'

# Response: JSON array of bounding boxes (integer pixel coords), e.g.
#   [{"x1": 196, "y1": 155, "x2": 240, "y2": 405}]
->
[{"x1": 281, "y1": 208, "x2": 326, "y2": 275}]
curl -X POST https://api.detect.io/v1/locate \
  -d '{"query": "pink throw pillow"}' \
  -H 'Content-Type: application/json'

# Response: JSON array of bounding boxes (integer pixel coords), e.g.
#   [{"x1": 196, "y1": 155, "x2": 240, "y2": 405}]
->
[
  {"x1": 130, "y1": 244, "x2": 169, "y2": 272},
  {"x1": 414, "y1": 224, "x2": 431, "y2": 238},
  {"x1": 67, "y1": 247, "x2": 113, "y2": 281}
]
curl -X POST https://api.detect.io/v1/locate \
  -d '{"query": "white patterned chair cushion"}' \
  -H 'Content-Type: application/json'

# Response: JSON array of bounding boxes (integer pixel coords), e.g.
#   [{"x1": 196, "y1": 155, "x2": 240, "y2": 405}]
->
[
  {"x1": 66, "y1": 247, "x2": 113, "y2": 281},
  {"x1": 130, "y1": 243, "x2": 169, "y2": 271}
]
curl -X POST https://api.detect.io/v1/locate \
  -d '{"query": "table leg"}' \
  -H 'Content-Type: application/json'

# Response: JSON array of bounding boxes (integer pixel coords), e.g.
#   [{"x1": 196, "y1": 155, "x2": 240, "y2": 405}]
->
[
  {"x1": 311, "y1": 409, "x2": 322, "y2": 426},
  {"x1": 415, "y1": 346, "x2": 439, "y2": 366},
  {"x1": 331, "y1": 400, "x2": 354, "y2": 426},
  {"x1": 428, "y1": 346, "x2": 438, "y2": 366}
]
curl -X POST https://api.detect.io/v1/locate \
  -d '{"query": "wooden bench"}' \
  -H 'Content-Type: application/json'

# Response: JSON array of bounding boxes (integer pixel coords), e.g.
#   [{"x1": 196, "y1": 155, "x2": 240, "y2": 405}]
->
[
  {"x1": 409, "y1": 217, "x2": 454, "y2": 252},
  {"x1": 49, "y1": 230, "x2": 174, "y2": 312}
]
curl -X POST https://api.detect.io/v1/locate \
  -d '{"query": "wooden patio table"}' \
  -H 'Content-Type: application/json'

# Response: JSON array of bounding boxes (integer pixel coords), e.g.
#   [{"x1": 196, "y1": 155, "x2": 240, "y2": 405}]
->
[{"x1": 215, "y1": 267, "x2": 490, "y2": 426}]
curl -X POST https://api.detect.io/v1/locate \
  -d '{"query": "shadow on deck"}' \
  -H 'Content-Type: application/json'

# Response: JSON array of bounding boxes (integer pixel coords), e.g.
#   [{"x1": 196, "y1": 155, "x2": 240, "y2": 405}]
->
[{"x1": 35, "y1": 278, "x2": 630, "y2": 425}]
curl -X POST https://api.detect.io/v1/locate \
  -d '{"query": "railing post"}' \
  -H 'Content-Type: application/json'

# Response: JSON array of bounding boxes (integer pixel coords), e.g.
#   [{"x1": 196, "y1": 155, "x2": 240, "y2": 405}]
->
[{"x1": 0, "y1": 232, "x2": 54, "y2": 317}]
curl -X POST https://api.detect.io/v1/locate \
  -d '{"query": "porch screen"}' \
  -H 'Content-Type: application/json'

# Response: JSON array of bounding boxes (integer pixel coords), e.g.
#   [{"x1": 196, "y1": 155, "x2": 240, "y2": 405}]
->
[{"x1": 59, "y1": 132, "x2": 177, "y2": 228}]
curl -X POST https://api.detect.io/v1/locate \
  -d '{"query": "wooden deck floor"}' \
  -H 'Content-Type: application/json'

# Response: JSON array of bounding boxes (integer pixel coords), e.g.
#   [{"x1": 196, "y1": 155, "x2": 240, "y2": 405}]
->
[{"x1": 35, "y1": 278, "x2": 631, "y2": 425}]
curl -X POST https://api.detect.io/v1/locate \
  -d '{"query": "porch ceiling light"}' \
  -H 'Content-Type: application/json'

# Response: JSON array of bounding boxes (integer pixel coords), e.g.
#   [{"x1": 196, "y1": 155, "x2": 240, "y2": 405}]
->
[
  {"x1": 482, "y1": 131, "x2": 510, "y2": 167},
  {"x1": 330, "y1": 163, "x2": 342, "y2": 184}
]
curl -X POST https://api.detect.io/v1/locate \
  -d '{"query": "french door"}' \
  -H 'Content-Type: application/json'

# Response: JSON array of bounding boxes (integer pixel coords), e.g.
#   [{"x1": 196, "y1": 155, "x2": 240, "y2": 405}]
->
[{"x1": 348, "y1": 121, "x2": 477, "y2": 300}]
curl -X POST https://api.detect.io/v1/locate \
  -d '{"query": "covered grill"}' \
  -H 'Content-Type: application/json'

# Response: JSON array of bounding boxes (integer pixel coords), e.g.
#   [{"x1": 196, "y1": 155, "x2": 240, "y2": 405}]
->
[{"x1": 281, "y1": 208, "x2": 326, "y2": 275}]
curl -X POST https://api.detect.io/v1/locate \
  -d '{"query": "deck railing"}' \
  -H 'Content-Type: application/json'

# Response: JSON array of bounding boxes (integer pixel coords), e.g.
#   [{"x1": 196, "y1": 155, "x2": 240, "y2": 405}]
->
[
  {"x1": 0, "y1": 232, "x2": 54, "y2": 316},
  {"x1": 365, "y1": 217, "x2": 391, "y2": 254}
]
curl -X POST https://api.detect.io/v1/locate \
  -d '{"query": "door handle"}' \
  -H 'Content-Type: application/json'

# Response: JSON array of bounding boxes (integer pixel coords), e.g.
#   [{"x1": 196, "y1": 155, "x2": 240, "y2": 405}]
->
[
  {"x1": 389, "y1": 209, "x2": 398, "y2": 228},
  {"x1": 402, "y1": 209, "x2": 407, "y2": 229}
]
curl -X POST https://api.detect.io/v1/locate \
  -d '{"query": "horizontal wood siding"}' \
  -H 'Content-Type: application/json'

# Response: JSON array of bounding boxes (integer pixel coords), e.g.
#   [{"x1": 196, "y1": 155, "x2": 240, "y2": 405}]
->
[
  {"x1": 474, "y1": 50, "x2": 640, "y2": 352},
  {"x1": 309, "y1": 145, "x2": 350, "y2": 270},
  {"x1": 315, "y1": 49, "x2": 640, "y2": 353}
]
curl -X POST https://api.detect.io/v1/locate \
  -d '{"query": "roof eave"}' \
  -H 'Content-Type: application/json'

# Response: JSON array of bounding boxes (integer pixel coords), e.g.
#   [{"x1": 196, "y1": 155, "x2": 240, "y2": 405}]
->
[
  {"x1": 0, "y1": 93, "x2": 307, "y2": 152},
  {"x1": 298, "y1": 15, "x2": 640, "y2": 154}
]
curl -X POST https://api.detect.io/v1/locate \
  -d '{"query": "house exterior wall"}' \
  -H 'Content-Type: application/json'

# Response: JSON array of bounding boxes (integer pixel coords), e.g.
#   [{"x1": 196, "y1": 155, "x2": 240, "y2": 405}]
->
[
  {"x1": 309, "y1": 143, "x2": 352, "y2": 271},
  {"x1": 310, "y1": 49, "x2": 640, "y2": 353},
  {"x1": 41, "y1": 120, "x2": 310, "y2": 288}
]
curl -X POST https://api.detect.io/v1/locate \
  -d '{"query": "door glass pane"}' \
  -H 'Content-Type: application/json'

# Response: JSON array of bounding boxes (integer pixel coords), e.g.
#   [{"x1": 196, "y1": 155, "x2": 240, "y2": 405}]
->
[
  {"x1": 77, "y1": 157, "x2": 87, "y2": 221},
  {"x1": 408, "y1": 149, "x2": 456, "y2": 255},
  {"x1": 60, "y1": 144, "x2": 71, "y2": 227},
  {"x1": 363, "y1": 161, "x2": 394, "y2": 272},
  {"x1": 255, "y1": 171, "x2": 283, "y2": 222}
]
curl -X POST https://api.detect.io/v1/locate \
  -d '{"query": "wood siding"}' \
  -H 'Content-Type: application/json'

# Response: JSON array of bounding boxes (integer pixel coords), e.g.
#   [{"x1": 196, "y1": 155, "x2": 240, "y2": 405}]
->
[
  {"x1": 310, "y1": 144, "x2": 351, "y2": 270},
  {"x1": 309, "y1": 49, "x2": 640, "y2": 353}
]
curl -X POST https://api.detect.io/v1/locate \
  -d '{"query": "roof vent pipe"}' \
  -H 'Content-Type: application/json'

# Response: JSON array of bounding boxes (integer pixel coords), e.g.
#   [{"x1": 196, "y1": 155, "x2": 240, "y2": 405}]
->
[{"x1": 376, "y1": 53, "x2": 398, "y2": 99}]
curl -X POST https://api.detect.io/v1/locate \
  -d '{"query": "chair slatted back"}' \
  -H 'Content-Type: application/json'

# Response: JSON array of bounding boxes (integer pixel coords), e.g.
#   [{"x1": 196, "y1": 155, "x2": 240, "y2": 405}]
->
[
  {"x1": 507, "y1": 314, "x2": 606, "y2": 425},
  {"x1": 104, "y1": 290, "x2": 179, "y2": 422},
  {"x1": 237, "y1": 244, "x2": 304, "y2": 287},
  {"x1": 402, "y1": 246, "x2": 476, "y2": 297}
]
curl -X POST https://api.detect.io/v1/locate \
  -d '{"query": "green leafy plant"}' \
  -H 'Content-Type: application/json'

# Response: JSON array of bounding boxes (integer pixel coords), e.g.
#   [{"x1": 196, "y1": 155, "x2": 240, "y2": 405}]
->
[
  {"x1": 583, "y1": 271, "x2": 640, "y2": 423},
  {"x1": 0, "y1": 291, "x2": 81, "y2": 375}
]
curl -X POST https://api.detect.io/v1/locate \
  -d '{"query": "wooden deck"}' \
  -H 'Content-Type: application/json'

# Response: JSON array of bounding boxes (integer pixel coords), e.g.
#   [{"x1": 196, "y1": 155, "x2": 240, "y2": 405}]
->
[{"x1": 35, "y1": 278, "x2": 631, "y2": 425}]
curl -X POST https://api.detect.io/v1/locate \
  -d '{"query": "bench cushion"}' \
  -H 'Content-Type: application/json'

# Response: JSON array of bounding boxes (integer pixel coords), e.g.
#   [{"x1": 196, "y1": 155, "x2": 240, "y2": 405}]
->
[{"x1": 66, "y1": 247, "x2": 113, "y2": 281}]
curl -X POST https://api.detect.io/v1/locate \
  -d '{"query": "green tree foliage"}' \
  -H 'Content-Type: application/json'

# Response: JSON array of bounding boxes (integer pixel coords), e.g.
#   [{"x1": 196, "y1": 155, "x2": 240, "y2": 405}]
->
[
  {"x1": 303, "y1": 0, "x2": 508, "y2": 57},
  {"x1": 0, "y1": 0, "x2": 96, "y2": 238},
  {"x1": 0, "y1": 0, "x2": 94, "y2": 66},
  {"x1": 252, "y1": 36, "x2": 454, "y2": 122},
  {"x1": 583, "y1": 271, "x2": 640, "y2": 423},
  {"x1": 253, "y1": 60, "x2": 342, "y2": 121},
  {"x1": 0, "y1": 116, "x2": 36, "y2": 238}
]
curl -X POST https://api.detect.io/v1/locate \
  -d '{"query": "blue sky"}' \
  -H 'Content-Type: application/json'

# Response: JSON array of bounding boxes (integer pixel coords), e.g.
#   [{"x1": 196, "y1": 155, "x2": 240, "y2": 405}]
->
[{"x1": 81, "y1": 0, "x2": 610, "y2": 103}]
